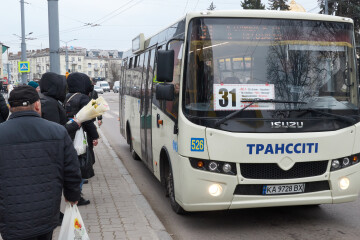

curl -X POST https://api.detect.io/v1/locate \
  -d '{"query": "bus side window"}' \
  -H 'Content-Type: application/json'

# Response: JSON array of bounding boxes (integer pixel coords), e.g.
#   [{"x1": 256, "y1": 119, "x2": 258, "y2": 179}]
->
[
  {"x1": 149, "y1": 48, "x2": 159, "y2": 107},
  {"x1": 134, "y1": 56, "x2": 139, "y2": 68},
  {"x1": 121, "y1": 59, "x2": 127, "y2": 94},
  {"x1": 165, "y1": 41, "x2": 183, "y2": 119},
  {"x1": 153, "y1": 45, "x2": 163, "y2": 108},
  {"x1": 129, "y1": 58, "x2": 133, "y2": 69},
  {"x1": 133, "y1": 54, "x2": 144, "y2": 98},
  {"x1": 126, "y1": 58, "x2": 133, "y2": 95}
]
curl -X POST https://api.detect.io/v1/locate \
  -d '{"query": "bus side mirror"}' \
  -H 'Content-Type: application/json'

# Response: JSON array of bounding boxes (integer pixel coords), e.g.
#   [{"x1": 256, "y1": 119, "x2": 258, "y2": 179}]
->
[
  {"x1": 156, "y1": 84, "x2": 174, "y2": 101},
  {"x1": 157, "y1": 50, "x2": 174, "y2": 82}
]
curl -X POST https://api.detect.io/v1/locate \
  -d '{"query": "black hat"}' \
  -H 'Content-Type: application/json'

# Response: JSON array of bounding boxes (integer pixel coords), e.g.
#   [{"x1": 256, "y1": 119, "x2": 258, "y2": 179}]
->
[{"x1": 8, "y1": 85, "x2": 40, "y2": 107}]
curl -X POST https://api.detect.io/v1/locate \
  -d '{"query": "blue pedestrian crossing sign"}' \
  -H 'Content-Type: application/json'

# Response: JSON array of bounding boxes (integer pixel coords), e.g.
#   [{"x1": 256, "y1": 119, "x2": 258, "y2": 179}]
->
[{"x1": 18, "y1": 61, "x2": 30, "y2": 73}]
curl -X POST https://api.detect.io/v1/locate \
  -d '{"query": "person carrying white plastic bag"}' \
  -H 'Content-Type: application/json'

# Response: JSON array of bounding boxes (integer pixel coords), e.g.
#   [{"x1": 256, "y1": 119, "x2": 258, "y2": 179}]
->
[
  {"x1": 73, "y1": 127, "x2": 87, "y2": 155},
  {"x1": 58, "y1": 203, "x2": 90, "y2": 240}
]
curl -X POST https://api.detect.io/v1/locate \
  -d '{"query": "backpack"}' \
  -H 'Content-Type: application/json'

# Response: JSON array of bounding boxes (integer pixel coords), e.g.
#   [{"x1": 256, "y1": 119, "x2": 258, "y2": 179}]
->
[{"x1": 64, "y1": 93, "x2": 83, "y2": 119}]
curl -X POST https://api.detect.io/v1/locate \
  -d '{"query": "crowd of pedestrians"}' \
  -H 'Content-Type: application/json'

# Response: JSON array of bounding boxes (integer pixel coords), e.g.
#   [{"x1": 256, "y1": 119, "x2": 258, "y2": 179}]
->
[{"x1": 0, "y1": 72, "x2": 101, "y2": 240}]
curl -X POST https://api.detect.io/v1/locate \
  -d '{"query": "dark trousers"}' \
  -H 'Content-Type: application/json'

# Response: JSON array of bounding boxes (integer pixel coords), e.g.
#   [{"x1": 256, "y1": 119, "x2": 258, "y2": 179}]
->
[{"x1": 18, "y1": 230, "x2": 53, "y2": 240}]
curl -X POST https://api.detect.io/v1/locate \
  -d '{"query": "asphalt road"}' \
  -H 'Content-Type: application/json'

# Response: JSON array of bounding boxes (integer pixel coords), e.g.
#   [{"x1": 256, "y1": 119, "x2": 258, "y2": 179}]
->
[{"x1": 100, "y1": 92, "x2": 360, "y2": 240}]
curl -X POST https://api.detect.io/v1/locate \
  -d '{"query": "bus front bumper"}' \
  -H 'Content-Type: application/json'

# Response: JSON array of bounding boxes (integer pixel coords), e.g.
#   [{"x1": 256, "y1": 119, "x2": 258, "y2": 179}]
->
[{"x1": 177, "y1": 156, "x2": 360, "y2": 212}]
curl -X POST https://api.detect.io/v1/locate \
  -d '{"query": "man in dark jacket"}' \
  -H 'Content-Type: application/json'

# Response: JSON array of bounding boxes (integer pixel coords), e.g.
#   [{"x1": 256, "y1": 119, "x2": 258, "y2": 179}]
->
[
  {"x1": 66, "y1": 72, "x2": 99, "y2": 206},
  {"x1": 0, "y1": 86, "x2": 81, "y2": 240},
  {"x1": 0, "y1": 93, "x2": 9, "y2": 123}
]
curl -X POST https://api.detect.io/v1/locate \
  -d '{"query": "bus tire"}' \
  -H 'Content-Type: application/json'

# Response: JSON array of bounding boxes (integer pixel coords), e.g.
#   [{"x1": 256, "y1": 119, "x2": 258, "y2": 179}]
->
[
  {"x1": 167, "y1": 164, "x2": 185, "y2": 214},
  {"x1": 128, "y1": 128, "x2": 140, "y2": 160}
]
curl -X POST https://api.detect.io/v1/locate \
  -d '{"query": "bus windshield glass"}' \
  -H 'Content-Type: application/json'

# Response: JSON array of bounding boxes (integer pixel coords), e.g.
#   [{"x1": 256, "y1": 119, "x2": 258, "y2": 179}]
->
[{"x1": 184, "y1": 18, "x2": 358, "y2": 123}]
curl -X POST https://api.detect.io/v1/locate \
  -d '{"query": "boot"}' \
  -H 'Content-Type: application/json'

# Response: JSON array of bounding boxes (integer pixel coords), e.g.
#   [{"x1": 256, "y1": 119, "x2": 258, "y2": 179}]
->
[{"x1": 78, "y1": 196, "x2": 90, "y2": 206}]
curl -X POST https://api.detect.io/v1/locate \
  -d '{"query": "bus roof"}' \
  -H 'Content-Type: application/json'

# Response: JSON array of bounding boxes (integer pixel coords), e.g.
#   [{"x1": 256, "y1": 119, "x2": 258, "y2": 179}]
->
[
  {"x1": 122, "y1": 10, "x2": 353, "y2": 58},
  {"x1": 185, "y1": 10, "x2": 353, "y2": 24}
]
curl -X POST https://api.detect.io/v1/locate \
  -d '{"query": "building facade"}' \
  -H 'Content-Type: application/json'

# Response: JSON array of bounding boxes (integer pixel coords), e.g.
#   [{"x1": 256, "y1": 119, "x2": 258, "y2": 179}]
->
[
  {"x1": 8, "y1": 47, "x2": 122, "y2": 84},
  {"x1": 0, "y1": 42, "x2": 10, "y2": 84}
]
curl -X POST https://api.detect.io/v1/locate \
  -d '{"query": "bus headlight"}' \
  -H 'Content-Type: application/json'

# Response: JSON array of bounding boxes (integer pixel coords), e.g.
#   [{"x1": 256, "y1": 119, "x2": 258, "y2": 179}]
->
[
  {"x1": 223, "y1": 163, "x2": 232, "y2": 173},
  {"x1": 331, "y1": 160, "x2": 340, "y2": 170},
  {"x1": 331, "y1": 154, "x2": 360, "y2": 171},
  {"x1": 342, "y1": 158, "x2": 350, "y2": 167},
  {"x1": 339, "y1": 177, "x2": 350, "y2": 190},
  {"x1": 209, "y1": 184, "x2": 222, "y2": 196},
  {"x1": 209, "y1": 162, "x2": 218, "y2": 171},
  {"x1": 190, "y1": 158, "x2": 237, "y2": 175}
]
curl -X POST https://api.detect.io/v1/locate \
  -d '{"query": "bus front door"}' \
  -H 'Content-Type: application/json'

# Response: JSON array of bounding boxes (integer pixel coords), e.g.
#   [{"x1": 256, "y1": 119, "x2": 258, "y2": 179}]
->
[{"x1": 140, "y1": 51, "x2": 154, "y2": 171}]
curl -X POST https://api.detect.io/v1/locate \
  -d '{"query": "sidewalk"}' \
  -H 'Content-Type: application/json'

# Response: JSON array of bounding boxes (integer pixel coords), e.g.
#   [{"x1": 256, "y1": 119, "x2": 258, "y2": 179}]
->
[{"x1": 52, "y1": 129, "x2": 172, "y2": 240}]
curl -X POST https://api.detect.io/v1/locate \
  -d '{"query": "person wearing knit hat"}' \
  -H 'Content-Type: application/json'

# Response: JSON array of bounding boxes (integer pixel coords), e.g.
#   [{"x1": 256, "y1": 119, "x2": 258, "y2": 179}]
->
[{"x1": 28, "y1": 81, "x2": 40, "y2": 93}]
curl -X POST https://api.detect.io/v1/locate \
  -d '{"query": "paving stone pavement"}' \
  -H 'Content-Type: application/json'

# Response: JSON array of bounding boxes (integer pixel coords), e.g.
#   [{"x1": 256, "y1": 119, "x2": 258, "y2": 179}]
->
[
  {"x1": 53, "y1": 128, "x2": 172, "y2": 240},
  {"x1": 0, "y1": 128, "x2": 171, "y2": 240}
]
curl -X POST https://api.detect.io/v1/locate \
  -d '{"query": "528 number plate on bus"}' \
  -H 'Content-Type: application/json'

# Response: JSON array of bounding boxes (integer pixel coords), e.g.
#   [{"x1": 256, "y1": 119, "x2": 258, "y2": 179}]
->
[{"x1": 262, "y1": 183, "x2": 305, "y2": 195}]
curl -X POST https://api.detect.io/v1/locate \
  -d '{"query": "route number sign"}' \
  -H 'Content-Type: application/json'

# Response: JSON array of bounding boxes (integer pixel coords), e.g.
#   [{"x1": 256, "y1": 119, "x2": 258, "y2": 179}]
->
[{"x1": 213, "y1": 84, "x2": 275, "y2": 111}]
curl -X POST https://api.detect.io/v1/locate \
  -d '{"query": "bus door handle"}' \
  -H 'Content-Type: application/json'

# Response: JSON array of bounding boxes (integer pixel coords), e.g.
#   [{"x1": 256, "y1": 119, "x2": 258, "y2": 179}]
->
[{"x1": 157, "y1": 114, "x2": 163, "y2": 128}]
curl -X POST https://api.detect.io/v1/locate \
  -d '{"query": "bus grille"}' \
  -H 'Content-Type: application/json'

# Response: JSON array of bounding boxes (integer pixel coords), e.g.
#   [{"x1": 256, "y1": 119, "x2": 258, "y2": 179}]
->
[{"x1": 240, "y1": 161, "x2": 328, "y2": 179}]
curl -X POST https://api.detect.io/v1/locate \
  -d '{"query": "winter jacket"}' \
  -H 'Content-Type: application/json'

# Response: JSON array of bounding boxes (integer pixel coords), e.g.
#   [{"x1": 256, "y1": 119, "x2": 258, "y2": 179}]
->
[
  {"x1": 40, "y1": 72, "x2": 79, "y2": 134},
  {"x1": 66, "y1": 72, "x2": 99, "y2": 141},
  {"x1": 0, "y1": 94, "x2": 9, "y2": 123},
  {"x1": 0, "y1": 111, "x2": 81, "y2": 240}
]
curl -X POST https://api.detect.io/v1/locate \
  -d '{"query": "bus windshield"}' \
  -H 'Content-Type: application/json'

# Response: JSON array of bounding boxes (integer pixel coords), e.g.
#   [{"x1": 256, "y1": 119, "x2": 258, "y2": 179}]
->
[{"x1": 184, "y1": 18, "x2": 359, "y2": 129}]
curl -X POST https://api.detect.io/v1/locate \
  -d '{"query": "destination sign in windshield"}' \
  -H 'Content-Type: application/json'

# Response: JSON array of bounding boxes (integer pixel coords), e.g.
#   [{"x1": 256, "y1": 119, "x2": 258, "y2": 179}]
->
[{"x1": 194, "y1": 18, "x2": 352, "y2": 45}]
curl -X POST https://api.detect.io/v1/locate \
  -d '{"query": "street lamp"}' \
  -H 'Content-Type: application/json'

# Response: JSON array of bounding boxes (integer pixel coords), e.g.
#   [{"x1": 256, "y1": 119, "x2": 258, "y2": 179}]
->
[
  {"x1": 60, "y1": 39, "x2": 77, "y2": 73},
  {"x1": 13, "y1": 32, "x2": 36, "y2": 41}
]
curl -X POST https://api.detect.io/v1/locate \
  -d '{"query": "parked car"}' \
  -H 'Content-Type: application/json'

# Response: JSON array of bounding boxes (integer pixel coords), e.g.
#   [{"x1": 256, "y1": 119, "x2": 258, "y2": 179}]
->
[
  {"x1": 96, "y1": 81, "x2": 110, "y2": 92},
  {"x1": 113, "y1": 81, "x2": 120, "y2": 93},
  {"x1": 94, "y1": 85, "x2": 104, "y2": 94}
]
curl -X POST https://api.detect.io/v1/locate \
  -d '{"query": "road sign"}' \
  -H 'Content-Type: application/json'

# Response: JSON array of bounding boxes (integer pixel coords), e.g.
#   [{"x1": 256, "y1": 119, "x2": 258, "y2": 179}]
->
[{"x1": 18, "y1": 61, "x2": 30, "y2": 73}]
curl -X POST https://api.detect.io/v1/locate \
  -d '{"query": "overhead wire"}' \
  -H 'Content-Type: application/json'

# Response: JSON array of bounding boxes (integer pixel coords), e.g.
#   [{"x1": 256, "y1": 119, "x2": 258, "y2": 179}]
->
[
  {"x1": 183, "y1": 0, "x2": 190, "y2": 14},
  {"x1": 193, "y1": 0, "x2": 200, "y2": 11},
  {"x1": 97, "y1": 0, "x2": 145, "y2": 25},
  {"x1": 27, "y1": 1, "x2": 87, "y2": 25},
  {"x1": 91, "y1": 0, "x2": 137, "y2": 24}
]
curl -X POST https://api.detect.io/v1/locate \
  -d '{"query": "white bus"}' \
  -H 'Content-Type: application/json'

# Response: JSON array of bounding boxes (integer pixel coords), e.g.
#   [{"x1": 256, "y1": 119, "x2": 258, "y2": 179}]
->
[{"x1": 119, "y1": 10, "x2": 360, "y2": 213}]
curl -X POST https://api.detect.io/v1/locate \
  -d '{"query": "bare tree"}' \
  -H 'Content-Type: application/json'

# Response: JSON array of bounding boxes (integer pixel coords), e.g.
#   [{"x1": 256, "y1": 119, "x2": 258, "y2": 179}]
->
[{"x1": 108, "y1": 61, "x2": 121, "y2": 87}]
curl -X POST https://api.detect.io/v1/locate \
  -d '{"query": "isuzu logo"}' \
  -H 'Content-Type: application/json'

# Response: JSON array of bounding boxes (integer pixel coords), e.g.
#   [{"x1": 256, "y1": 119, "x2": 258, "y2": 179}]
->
[{"x1": 271, "y1": 121, "x2": 303, "y2": 129}]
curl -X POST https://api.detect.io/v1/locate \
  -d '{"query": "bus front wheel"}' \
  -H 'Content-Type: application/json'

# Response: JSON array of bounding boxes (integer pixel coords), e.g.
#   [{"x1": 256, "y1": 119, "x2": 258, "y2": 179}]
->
[
  {"x1": 167, "y1": 165, "x2": 185, "y2": 214},
  {"x1": 128, "y1": 129, "x2": 140, "y2": 160}
]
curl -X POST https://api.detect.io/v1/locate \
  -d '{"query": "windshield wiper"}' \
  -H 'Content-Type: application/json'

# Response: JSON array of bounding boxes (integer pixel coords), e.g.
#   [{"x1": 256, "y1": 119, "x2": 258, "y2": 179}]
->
[
  {"x1": 214, "y1": 99, "x2": 307, "y2": 127},
  {"x1": 299, "y1": 108, "x2": 357, "y2": 124}
]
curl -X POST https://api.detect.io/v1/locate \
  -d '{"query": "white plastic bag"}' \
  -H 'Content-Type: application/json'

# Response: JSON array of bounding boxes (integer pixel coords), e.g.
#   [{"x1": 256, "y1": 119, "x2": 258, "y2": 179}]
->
[
  {"x1": 58, "y1": 203, "x2": 90, "y2": 240},
  {"x1": 73, "y1": 127, "x2": 87, "y2": 155}
]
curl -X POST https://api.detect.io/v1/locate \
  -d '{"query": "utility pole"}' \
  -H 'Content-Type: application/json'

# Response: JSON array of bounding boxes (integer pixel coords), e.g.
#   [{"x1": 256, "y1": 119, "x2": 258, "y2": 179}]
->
[
  {"x1": 61, "y1": 39, "x2": 77, "y2": 73},
  {"x1": 325, "y1": 0, "x2": 328, "y2": 14},
  {"x1": 48, "y1": 0, "x2": 60, "y2": 74},
  {"x1": 20, "y1": 0, "x2": 27, "y2": 84}
]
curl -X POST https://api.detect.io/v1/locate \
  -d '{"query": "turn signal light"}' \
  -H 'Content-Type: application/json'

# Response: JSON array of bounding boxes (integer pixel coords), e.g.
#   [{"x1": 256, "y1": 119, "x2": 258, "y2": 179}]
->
[{"x1": 197, "y1": 161, "x2": 204, "y2": 168}]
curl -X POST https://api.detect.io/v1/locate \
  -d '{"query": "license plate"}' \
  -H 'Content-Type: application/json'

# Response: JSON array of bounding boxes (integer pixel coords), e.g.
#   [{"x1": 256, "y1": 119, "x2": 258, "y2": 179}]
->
[{"x1": 262, "y1": 183, "x2": 305, "y2": 195}]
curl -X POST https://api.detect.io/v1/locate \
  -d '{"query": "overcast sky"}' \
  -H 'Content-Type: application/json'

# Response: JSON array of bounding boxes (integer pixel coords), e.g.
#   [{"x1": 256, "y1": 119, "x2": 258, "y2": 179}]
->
[{"x1": 1, "y1": 0, "x2": 320, "y2": 53}]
